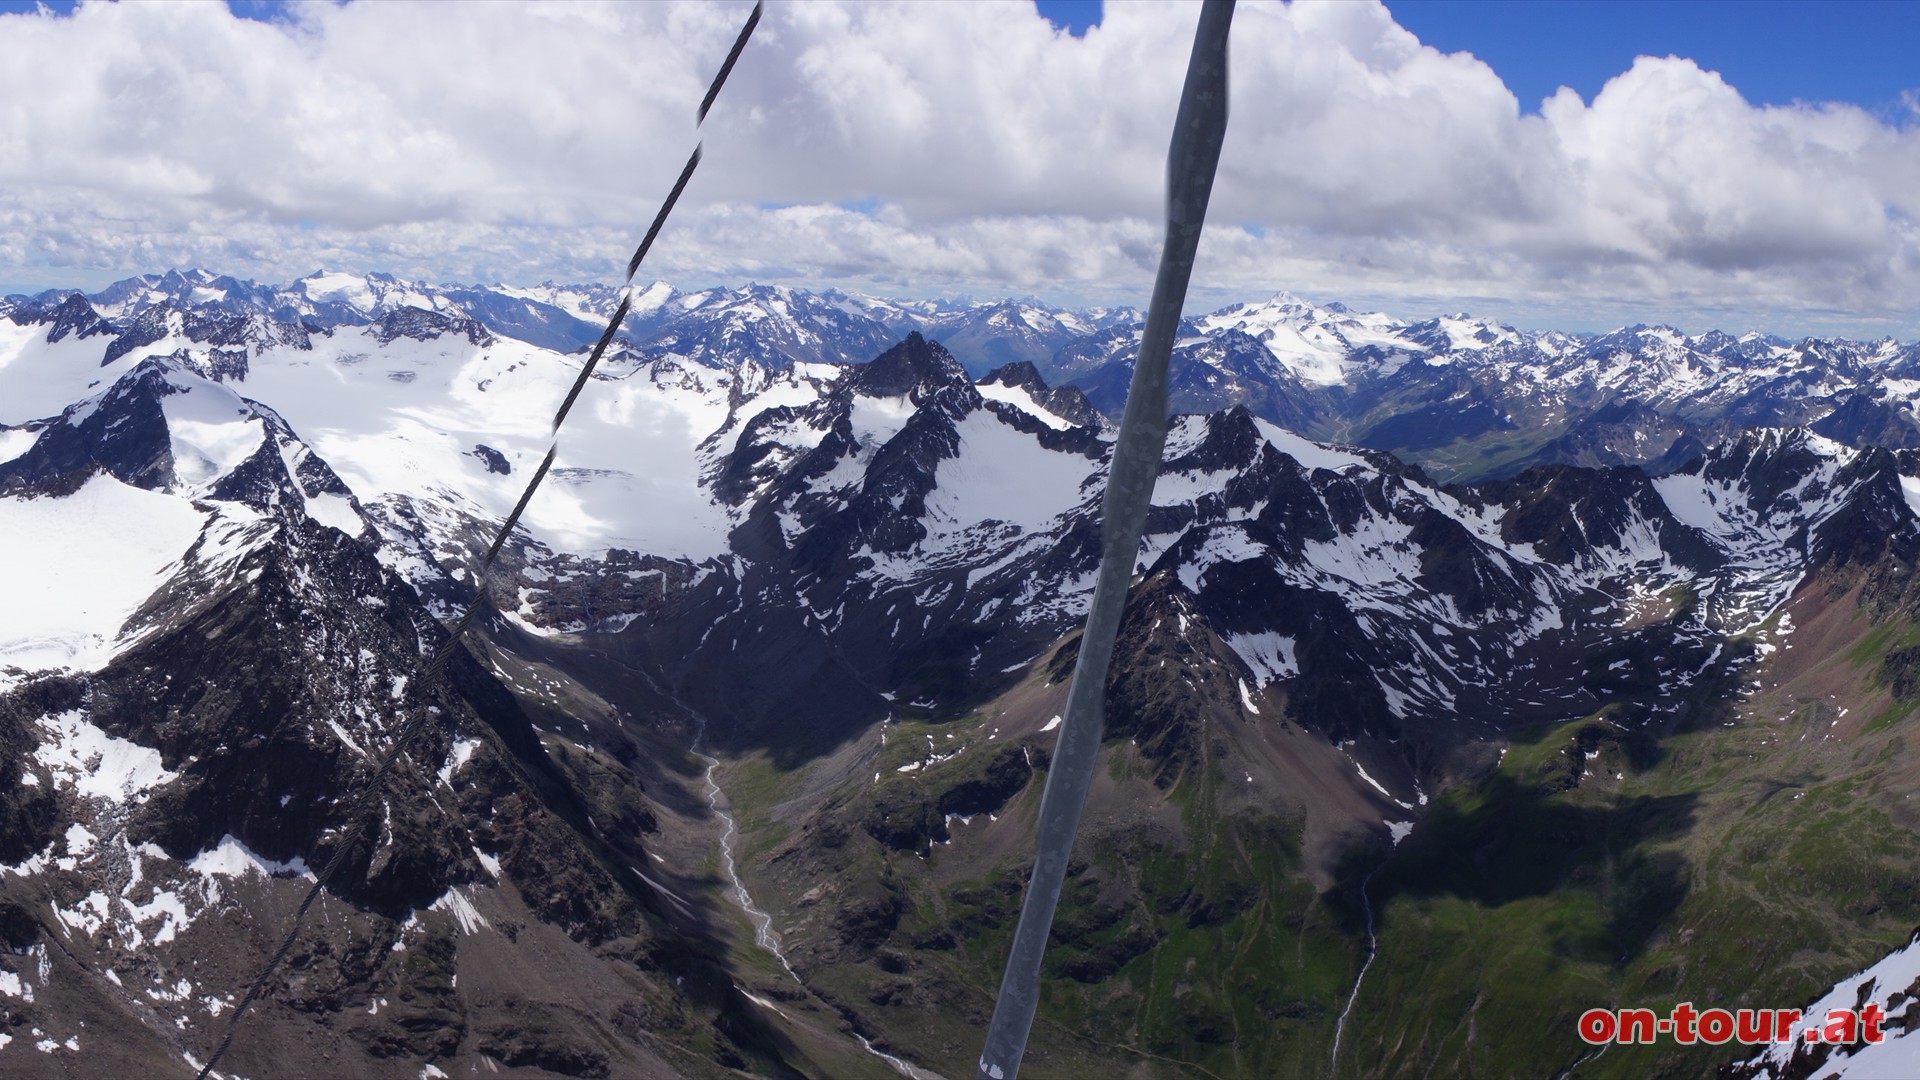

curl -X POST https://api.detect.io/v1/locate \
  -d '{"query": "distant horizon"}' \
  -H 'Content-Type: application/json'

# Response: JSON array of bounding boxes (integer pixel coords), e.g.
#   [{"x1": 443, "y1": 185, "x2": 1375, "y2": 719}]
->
[
  {"x1": 3, "y1": 264, "x2": 1913, "y2": 346},
  {"x1": 4, "y1": 2, "x2": 1917, "y2": 344}
]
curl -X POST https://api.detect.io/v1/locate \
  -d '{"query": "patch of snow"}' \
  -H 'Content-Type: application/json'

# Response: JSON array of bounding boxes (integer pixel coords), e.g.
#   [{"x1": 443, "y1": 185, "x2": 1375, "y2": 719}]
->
[
  {"x1": 1237, "y1": 679, "x2": 1261, "y2": 715},
  {"x1": 160, "y1": 381, "x2": 266, "y2": 490},
  {"x1": 326, "y1": 718, "x2": 367, "y2": 756},
  {"x1": 63, "y1": 823, "x2": 96, "y2": 860},
  {"x1": 849, "y1": 393, "x2": 917, "y2": 448},
  {"x1": 304, "y1": 492, "x2": 364, "y2": 535},
  {"x1": 1741, "y1": 931, "x2": 1920, "y2": 1077},
  {"x1": 976, "y1": 381, "x2": 1073, "y2": 430},
  {"x1": 187, "y1": 834, "x2": 314, "y2": 881},
  {"x1": 1223, "y1": 631, "x2": 1299, "y2": 687},
  {"x1": 438, "y1": 738, "x2": 480, "y2": 786},
  {"x1": 0, "y1": 427, "x2": 37, "y2": 465},
  {"x1": 32, "y1": 711, "x2": 177, "y2": 802},
  {"x1": 123, "y1": 888, "x2": 191, "y2": 946},
  {"x1": 922, "y1": 410, "x2": 1094, "y2": 541},
  {"x1": 0, "y1": 475, "x2": 207, "y2": 672},
  {"x1": 1352, "y1": 760, "x2": 1395, "y2": 801},
  {"x1": 430, "y1": 889, "x2": 490, "y2": 935},
  {"x1": 1252, "y1": 418, "x2": 1371, "y2": 473}
]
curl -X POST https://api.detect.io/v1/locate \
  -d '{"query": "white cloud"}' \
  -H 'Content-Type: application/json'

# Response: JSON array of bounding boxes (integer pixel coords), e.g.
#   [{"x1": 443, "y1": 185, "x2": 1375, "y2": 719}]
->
[{"x1": 1, "y1": 0, "x2": 1916, "y2": 336}]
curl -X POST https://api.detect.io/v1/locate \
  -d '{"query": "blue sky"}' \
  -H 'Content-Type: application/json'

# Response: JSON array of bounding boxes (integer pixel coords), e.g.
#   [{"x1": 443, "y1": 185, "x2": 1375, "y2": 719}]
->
[
  {"x1": 1036, "y1": 0, "x2": 1103, "y2": 38},
  {"x1": 2, "y1": 1, "x2": 1918, "y2": 337},
  {"x1": 1388, "y1": 0, "x2": 1920, "y2": 117},
  {"x1": 1040, "y1": 0, "x2": 1920, "y2": 116}
]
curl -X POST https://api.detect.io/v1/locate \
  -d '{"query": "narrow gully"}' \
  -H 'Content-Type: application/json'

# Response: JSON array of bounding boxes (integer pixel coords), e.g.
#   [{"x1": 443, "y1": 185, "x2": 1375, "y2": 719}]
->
[
  {"x1": 693, "y1": 722, "x2": 929, "y2": 1080},
  {"x1": 1329, "y1": 871, "x2": 1377, "y2": 1076}
]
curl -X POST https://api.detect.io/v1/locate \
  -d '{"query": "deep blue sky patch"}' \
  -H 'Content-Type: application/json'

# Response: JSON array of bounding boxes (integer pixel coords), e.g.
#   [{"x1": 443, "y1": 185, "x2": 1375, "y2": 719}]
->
[
  {"x1": 1389, "y1": 0, "x2": 1920, "y2": 115},
  {"x1": 1035, "y1": 0, "x2": 1102, "y2": 38}
]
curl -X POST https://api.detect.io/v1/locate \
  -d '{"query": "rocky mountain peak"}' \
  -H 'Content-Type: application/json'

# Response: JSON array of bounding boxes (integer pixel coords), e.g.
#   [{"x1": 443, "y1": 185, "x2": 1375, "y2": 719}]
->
[
  {"x1": 842, "y1": 331, "x2": 971, "y2": 402},
  {"x1": 102, "y1": 301, "x2": 187, "y2": 365},
  {"x1": 371, "y1": 306, "x2": 492, "y2": 347},
  {"x1": 977, "y1": 361, "x2": 1103, "y2": 429},
  {"x1": 21, "y1": 293, "x2": 117, "y2": 344},
  {"x1": 0, "y1": 359, "x2": 180, "y2": 494},
  {"x1": 978, "y1": 359, "x2": 1046, "y2": 392}
]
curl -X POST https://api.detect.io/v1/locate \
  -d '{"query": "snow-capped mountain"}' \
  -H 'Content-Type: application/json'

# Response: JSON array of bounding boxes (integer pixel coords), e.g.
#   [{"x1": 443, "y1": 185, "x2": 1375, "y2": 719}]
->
[
  {"x1": 0, "y1": 346, "x2": 755, "y2": 1075},
  {"x1": 19, "y1": 270, "x2": 1920, "y2": 490},
  {"x1": 1191, "y1": 292, "x2": 1434, "y2": 386},
  {"x1": 7, "y1": 269, "x2": 1147, "y2": 381},
  {"x1": 1057, "y1": 291, "x2": 1920, "y2": 484},
  {"x1": 8, "y1": 269, "x2": 1920, "y2": 1077},
  {"x1": 6, "y1": 270, "x2": 1917, "y2": 795},
  {"x1": 15, "y1": 270, "x2": 1877, "y2": 764}
]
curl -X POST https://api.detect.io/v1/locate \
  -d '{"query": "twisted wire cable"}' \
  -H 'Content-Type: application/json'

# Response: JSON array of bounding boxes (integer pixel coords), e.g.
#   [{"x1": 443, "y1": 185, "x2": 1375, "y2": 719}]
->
[{"x1": 192, "y1": 6, "x2": 762, "y2": 1076}]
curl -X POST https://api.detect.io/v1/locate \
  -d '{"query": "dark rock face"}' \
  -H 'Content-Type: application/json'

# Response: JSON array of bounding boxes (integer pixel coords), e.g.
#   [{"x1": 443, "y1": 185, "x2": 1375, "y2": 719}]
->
[
  {"x1": 708, "y1": 403, "x2": 805, "y2": 507},
  {"x1": 0, "y1": 683, "x2": 63, "y2": 866},
  {"x1": 478, "y1": 1021, "x2": 611, "y2": 1078},
  {"x1": 187, "y1": 310, "x2": 313, "y2": 355},
  {"x1": 208, "y1": 409, "x2": 359, "y2": 520},
  {"x1": 0, "y1": 389, "x2": 785, "y2": 1076},
  {"x1": 792, "y1": 388, "x2": 965, "y2": 564},
  {"x1": 1812, "y1": 390, "x2": 1920, "y2": 450},
  {"x1": 727, "y1": 334, "x2": 988, "y2": 573},
  {"x1": 841, "y1": 331, "x2": 969, "y2": 400},
  {"x1": 469, "y1": 444, "x2": 511, "y2": 475},
  {"x1": 345, "y1": 927, "x2": 464, "y2": 1058},
  {"x1": 102, "y1": 301, "x2": 183, "y2": 365},
  {"x1": 1478, "y1": 463, "x2": 1721, "y2": 572},
  {"x1": 862, "y1": 742, "x2": 1034, "y2": 854},
  {"x1": 0, "y1": 360, "x2": 179, "y2": 493},
  {"x1": 0, "y1": 361, "x2": 360, "y2": 519},
  {"x1": 1815, "y1": 445, "x2": 1920, "y2": 567},
  {"x1": 97, "y1": 528, "x2": 487, "y2": 914},
  {"x1": 12, "y1": 293, "x2": 118, "y2": 343},
  {"x1": 372, "y1": 306, "x2": 492, "y2": 346}
]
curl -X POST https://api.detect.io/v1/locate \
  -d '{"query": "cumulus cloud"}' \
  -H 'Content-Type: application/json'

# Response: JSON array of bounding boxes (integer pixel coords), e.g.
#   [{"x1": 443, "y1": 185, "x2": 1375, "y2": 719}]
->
[{"x1": 0, "y1": 0, "x2": 1916, "y2": 335}]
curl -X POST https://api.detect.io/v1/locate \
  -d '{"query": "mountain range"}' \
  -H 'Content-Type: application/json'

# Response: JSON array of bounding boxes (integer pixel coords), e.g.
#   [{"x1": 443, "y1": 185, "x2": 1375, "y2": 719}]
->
[{"x1": 4, "y1": 269, "x2": 1920, "y2": 1077}]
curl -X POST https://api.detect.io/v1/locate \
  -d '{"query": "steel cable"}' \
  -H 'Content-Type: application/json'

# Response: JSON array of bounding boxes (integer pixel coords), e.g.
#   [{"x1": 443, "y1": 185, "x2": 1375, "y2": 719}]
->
[{"x1": 192, "y1": 5, "x2": 762, "y2": 1076}]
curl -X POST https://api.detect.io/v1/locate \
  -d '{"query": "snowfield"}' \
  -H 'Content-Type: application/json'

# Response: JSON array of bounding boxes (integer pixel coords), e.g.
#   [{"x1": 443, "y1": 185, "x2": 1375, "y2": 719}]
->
[{"x1": 0, "y1": 475, "x2": 207, "y2": 673}]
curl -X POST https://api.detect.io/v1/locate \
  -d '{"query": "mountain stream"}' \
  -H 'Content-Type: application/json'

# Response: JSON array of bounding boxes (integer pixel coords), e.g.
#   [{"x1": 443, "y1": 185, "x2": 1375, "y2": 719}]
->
[
  {"x1": 694, "y1": 723, "x2": 929, "y2": 1080},
  {"x1": 1330, "y1": 871, "x2": 1377, "y2": 1074}
]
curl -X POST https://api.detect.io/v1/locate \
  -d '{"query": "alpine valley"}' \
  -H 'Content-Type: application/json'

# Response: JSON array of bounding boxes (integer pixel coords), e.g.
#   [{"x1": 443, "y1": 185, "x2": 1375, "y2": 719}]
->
[{"x1": 6, "y1": 268, "x2": 1920, "y2": 1079}]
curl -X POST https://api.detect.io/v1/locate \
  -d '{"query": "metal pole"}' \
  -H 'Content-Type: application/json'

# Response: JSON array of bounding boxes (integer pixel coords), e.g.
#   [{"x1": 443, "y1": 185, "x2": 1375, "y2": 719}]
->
[{"x1": 975, "y1": 4, "x2": 1234, "y2": 1077}]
